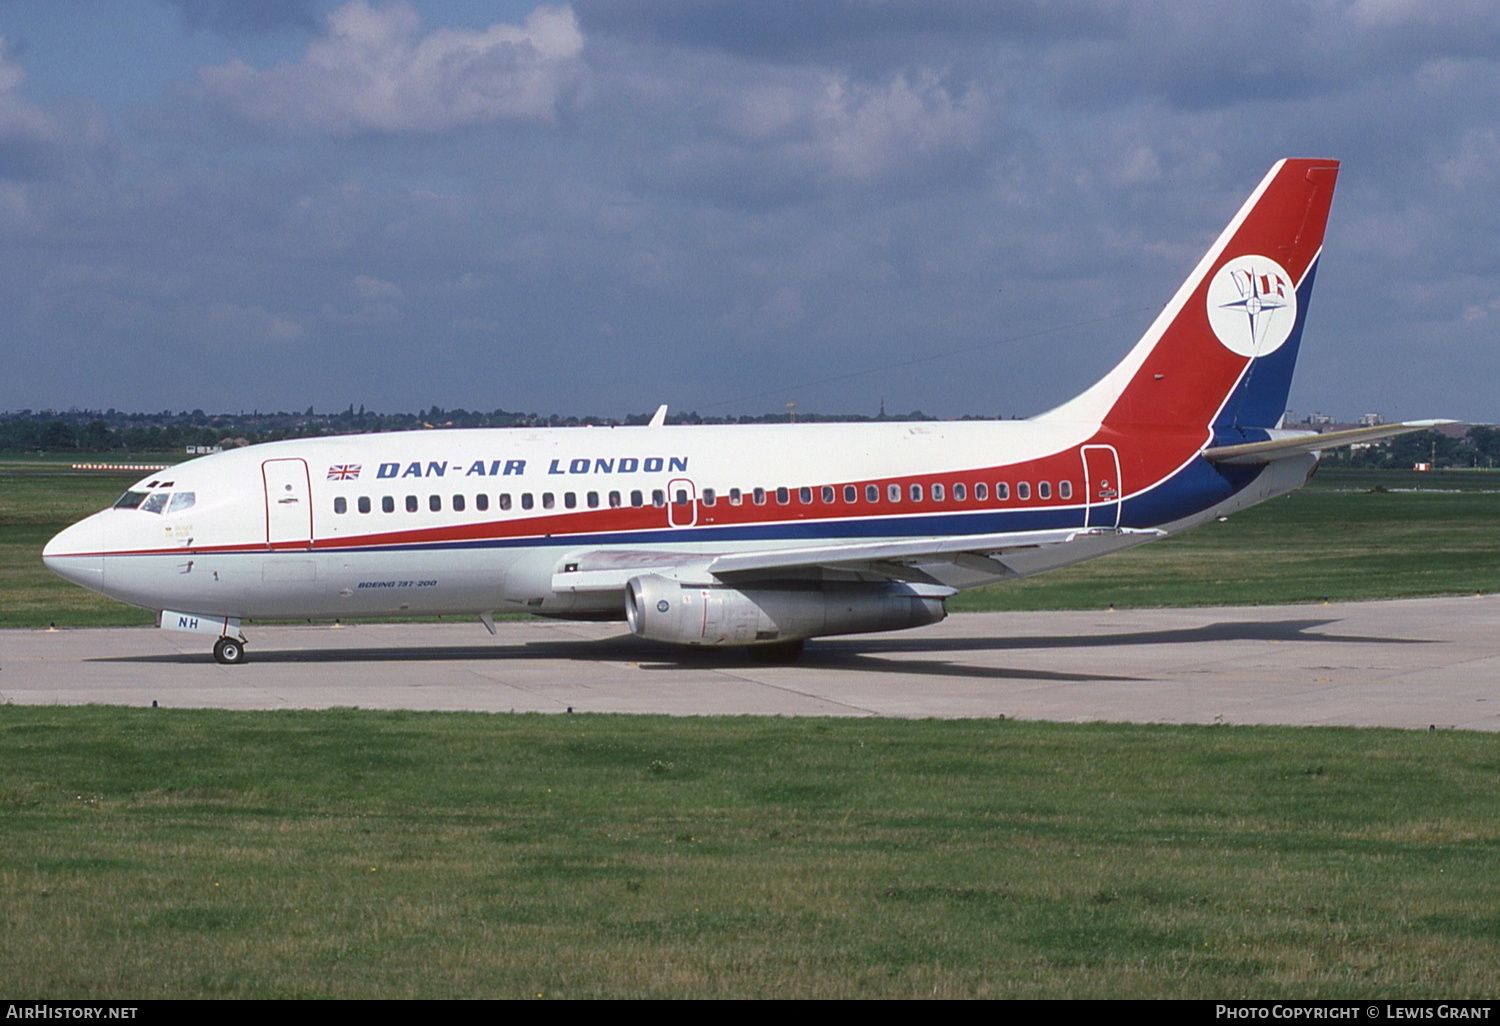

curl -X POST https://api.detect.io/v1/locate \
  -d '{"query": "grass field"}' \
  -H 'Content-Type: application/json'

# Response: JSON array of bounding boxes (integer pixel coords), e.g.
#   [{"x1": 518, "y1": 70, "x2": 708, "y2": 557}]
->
[
  {"x1": 5, "y1": 463, "x2": 1498, "y2": 628},
  {"x1": 1, "y1": 708, "x2": 1497, "y2": 999}
]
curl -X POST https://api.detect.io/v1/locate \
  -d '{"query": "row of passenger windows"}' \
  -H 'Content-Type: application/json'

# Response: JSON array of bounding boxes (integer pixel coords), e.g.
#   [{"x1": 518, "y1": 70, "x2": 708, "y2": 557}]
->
[
  {"x1": 711, "y1": 480, "x2": 1071, "y2": 506},
  {"x1": 330, "y1": 479, "x2": 1074, "y2": 515},
  {"x1": 334, "y1": 490, "x2": 650, "y2": 515}
]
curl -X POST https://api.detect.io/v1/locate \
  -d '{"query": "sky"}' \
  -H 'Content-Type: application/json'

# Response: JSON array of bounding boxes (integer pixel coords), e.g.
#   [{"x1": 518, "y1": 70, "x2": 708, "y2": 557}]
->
[{"x1": 1, "y1": 0, "x2": 1497, "y2": 422}]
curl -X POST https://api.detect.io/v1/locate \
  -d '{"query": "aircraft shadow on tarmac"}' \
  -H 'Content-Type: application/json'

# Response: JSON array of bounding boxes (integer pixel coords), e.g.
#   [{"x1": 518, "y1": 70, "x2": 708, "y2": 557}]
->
[{"x1": 93, "y1": 617, "x2": 1431, "y2": 684}]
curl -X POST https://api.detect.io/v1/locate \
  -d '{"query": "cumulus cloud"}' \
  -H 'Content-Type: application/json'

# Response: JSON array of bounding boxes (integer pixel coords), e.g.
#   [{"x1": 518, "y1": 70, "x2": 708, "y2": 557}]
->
[
  {"x1": 808, "y1": 72, "x2": 988, "y2": 180},
  {"x1": 199, "y1": 1, "x2": 586, "y2": 133},
  {"x1": 651, "y1": 65, "x2": 990, "y2": 199}
]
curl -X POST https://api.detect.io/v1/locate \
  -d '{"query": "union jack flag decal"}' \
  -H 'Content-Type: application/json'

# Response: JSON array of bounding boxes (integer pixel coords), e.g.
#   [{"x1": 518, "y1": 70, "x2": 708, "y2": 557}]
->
[{"x1": 327, "y1": 464, "x2": 361, "y2": 480}]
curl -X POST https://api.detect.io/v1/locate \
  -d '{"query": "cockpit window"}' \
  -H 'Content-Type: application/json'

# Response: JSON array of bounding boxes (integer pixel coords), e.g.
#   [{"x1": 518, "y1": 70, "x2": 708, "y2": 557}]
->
[
  {"x1": 166, "y1": 492, "x2": 196, "y2": 514},
  {"x1": 140, "y1": 493, "x2": 169, "y2": 514},
  {"x1": 114, "y1": 491, "x2": 148, "y2": 510}
]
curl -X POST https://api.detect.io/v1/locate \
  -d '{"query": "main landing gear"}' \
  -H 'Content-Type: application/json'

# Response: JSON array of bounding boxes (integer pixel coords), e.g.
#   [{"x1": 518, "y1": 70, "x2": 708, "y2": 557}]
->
[{"x1": 213, "y1": 636, "x2": 247, "y2": 665}]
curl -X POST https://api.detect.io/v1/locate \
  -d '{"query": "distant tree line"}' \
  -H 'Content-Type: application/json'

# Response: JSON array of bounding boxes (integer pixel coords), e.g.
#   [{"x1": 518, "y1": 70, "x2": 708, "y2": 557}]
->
[
  {"x1": 0, "y1": 404, "x2": 942, "y2": 454},
  {"x1": 1321, "y1": 426, "x2": 1500, "y2": 470}
]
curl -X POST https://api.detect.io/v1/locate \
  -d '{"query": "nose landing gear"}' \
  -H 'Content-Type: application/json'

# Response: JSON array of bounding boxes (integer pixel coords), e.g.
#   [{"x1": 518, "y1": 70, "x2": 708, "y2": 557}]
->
[
  {"x1": 159, "y1": 609, "x2": 248, "y2": 665},
  {"x1": 212, "y1": 636, "x2": 247, "y2": 665}
]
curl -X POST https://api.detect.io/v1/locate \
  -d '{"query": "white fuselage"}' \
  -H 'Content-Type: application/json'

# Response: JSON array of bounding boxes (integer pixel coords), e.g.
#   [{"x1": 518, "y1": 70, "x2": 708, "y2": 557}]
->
[{"x1": 42, "y1": 416, "x2": 1307, "y2": 625}]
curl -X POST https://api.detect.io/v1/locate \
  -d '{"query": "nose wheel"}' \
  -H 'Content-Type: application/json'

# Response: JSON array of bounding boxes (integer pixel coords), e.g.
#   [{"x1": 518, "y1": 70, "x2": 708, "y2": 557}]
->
[{"x1": 213, "y1": 636, "x2": 247, "y2": 665}]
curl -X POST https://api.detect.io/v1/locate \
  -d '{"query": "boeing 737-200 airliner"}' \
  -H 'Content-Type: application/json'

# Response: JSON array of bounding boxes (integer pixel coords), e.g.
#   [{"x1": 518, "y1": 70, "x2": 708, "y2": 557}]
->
[{"x1": 44, "y1": 159, "x2": 1444, "y2": 663}]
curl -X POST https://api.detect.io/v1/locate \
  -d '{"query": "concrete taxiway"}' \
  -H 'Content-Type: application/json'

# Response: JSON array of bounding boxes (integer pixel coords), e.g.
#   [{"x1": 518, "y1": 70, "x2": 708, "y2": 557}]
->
[{"x1": 2, "y1": 595, "x2": 1498, "y2": 730}]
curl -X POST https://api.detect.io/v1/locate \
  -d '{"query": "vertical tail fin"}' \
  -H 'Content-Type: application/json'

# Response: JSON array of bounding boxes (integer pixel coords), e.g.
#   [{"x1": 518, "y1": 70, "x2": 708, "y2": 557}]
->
[{"x1": 1038, "y1": 159, "x2": 1339, "y2": 435}]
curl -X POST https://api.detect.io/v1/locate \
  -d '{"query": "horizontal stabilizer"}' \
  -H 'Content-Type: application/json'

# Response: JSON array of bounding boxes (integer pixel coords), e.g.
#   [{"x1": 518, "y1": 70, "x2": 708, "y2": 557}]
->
[{"x1": 1202, "y1": 420, "x2": 1457, "y2": 465}]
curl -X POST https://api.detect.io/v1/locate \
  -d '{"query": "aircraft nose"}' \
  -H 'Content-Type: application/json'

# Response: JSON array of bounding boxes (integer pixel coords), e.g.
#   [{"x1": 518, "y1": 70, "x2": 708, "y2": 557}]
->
[{"x1": 43, "y1": 515, "x2": 106, "y2": 593}]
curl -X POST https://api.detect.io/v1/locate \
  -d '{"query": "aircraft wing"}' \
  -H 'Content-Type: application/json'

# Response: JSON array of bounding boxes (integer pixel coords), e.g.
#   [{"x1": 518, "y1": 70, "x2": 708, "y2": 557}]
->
[
  {"x1": 1202, "y1": 420, "x2": 1457, "y2": 465},
  {"x1": 551, "y1": 526, "x2": 1165, "y2": 594}
]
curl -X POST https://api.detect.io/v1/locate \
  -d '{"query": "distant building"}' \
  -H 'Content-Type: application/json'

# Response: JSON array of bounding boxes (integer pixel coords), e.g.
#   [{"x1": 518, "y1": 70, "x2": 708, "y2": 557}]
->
[
  {"x1": 185, "y1": 445, "x2": 223, "y2": 455},
  {"x1": 1358, "y1": 412, "x2": 1382, "y2": 427},
  {"x1": 1307, "y1": 412, "x2": 1334, "y2": 427}
]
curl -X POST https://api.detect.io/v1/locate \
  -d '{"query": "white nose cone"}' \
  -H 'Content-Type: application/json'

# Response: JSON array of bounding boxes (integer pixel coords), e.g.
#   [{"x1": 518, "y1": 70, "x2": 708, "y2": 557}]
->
[{"x1": 43, "y1": 515, "x2": 106, "y2": 594}]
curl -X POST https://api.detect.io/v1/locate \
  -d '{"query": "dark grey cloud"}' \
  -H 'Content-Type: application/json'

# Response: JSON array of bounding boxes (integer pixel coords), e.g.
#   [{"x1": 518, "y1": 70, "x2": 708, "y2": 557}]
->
[
  {"x1": 575, "y1": 0, "x2": 1117, "y2": 62},
  {"x1": 162, "y1": 0, "x2": 321, "y2": 36},
  {"x1": 1045, "y1": 1, "x2": 1500, "y2": 112}
]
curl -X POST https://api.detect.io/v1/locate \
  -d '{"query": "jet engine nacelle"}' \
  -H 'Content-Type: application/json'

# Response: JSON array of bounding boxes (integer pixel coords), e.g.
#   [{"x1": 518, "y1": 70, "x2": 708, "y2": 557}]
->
[{"x1": 625, "y1": 575, "x2": 949, "y2": 647}]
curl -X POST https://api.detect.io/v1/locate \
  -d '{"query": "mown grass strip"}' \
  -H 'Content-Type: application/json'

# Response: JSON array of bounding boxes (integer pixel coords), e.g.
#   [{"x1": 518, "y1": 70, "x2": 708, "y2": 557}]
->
[{"x1": 1, "y1": 708, "x2": 1497, "y2": 998}]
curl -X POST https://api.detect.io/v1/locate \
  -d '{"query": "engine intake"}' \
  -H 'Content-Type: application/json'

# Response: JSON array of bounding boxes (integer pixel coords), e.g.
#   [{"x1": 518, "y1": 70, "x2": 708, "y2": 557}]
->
[{"x1": 625, "y1": 575, "x2": 948, "y2": 647}]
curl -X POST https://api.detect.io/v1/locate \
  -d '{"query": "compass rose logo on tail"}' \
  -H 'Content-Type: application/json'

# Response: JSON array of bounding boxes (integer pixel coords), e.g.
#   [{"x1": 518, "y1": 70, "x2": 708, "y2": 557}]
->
[{"x1": 1205, "y1": 255, "x2": 1297, "y2": 358}]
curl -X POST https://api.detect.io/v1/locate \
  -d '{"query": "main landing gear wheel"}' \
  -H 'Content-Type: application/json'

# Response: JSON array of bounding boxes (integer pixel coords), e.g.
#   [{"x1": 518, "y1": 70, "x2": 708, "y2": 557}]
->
[{"x1": 213, "y1": 636, "x2": 246, "y2": 665}]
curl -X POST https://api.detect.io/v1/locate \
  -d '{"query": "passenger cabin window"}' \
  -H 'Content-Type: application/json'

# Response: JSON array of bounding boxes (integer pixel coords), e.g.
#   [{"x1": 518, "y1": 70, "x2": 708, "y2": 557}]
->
[
  {"x1": 887, "y1": 484, "x2": 900, "y2": 502},
  {"x1": 752, "y1": 488, "x2": 766, "y2": 506},
  {"x1": 608, "y1": 491, "x2": 622, "y2": 508},
  {"x1": 1059, "y1": 481, "x2": 1073, "y2": 500},
  {"x1": 382, "y1": 496, "x2": 395, "y2": 513},
  {"x1": 729, "y1": 488, "x2": 742, "y2": 506},
  {"x1": 543, "y1": 493, "x2": 555, "y2": 510},
  {"x1": 334, "y1": 497, "x2": 347, "y2": 514},
  {"x1": 630, "y1": 490, "x2": 644, "y2": 508},
  {"x1": 429, "y1": 495, "x2": 442, "y2": 512},
  {"x1": 910, "y1": 483, "x2": 923, "y2": 502},
  {"x1": 453, "y1": 494, "x2": 466, "y2": 512},
  {"x1": 975, "y1": 482, "x2": 988, "y2": 501},
  {"x1": 1038, "y1": 481, "x2": 1051, "y2": 500},
  {"x1": 954, "y1": 483, "x2": 967, "y2": 501},
  {"x1": 843, "y1": 485, "x2": 857, "y2": 503},
  {"x1": 822, "y1": 486, "x2": 835, "y2": 503},
  {"x1": 996, "y1": 483, "x2": 1009, "y2": 501},
  {"x1": 565, "y1": 492, "x2": 577, "y2": 509},
  {"x1": 406, "y1": 495, "x2": 419, "y2": 512},
  {"x1": 673, "y1": 488, "x2": 688, "y2": 506},
  {"x1": 358, "y1": 496, "x2": 372, "y2": 514},
  {"x1": 475, "y1": 494, "x2": 489, "y2": 511},
  {"x1": 521, "y1": 493, "x2": 534, "y2": 510},
  {"x1": 776, "y1": 487, "x2": 790, "y2": 505},
  {"x1": 587, "y1": 491, "x2": 600, "y2": 509},
  {"x1": 652, "y1": 490, "x2": 666, "y2": 508},
  {"x1": 702, "y1": 488, "x2": 716, "y2": 506},
  {"x1": 932, "y1": 483, "x2": 945, "y2": 502},
  {"x1": 499, "y1": 494, "x2": 512, "y2": 510},
  {"x1": 865, "y1": 485, "x2": 878, "y2": 503},
  {"x1": 1017, "y1": 482, "x2": 1031, "y2": 501}
]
